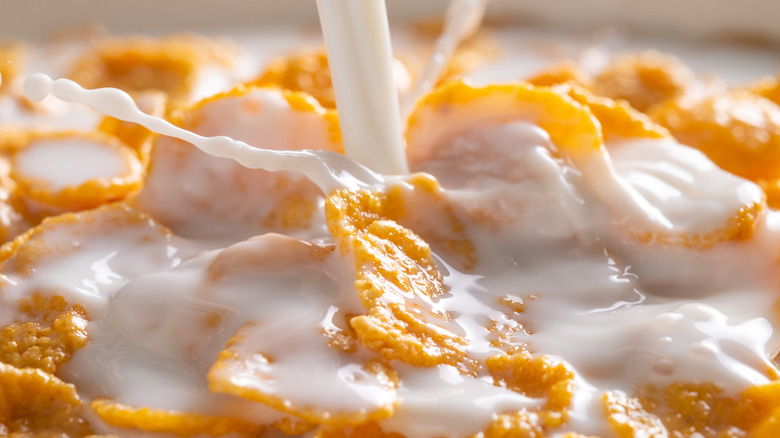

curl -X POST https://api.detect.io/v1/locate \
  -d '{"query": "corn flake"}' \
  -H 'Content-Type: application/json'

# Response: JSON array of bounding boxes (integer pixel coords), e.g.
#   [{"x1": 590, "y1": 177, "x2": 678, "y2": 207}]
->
[
  {"x1": 254, "y1": 50, "x2": 338, "y2": 109},
  {"x1": 593, "y1": 50, "x2": 694, "y2": 112},
  {"x1": 406, "y1": 81, "x2": 603, "y2": 168},
  {"x1": 208, "y1": 323, "x2": 398, "y2": 427},
  {"x1": 557, "y1": 83, "x2": 672, "y2": 143},
  {"x1": 10, "y1": 130, "x2": 143, "y2": 220},
  {"x1": 649, "y1": 90, "x2": 780, "y2": 182},
  {"x1": 0, "y1": 294, "x2": 88, "y2": 374},
  {"x1": 69, "y1": 35, "x2": 238, "y2": 105},
  {"x1": 325, "y1": 188, "x2": 469, "y2": 369},
  {"x1": 90, "y1": 399, "x2": 263, "y2": 437},
  {"x1": 0, "y1": 362, "x2": 93, "y2": 437}
]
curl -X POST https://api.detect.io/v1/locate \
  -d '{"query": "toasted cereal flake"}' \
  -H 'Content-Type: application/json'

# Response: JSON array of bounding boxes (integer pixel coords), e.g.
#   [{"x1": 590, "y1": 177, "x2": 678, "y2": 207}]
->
[
  {"x1": 254, "y1": 50, "x2": 338, "y2": 109},
  {"x1": 602, "y1": 391, "x2": 667, "y2": 438},
  {"x1": 326, "y1": 189, "x2": 469, "y2": 369},
  {"x1": 593, "y1": 50, "x2": 694, "y2": 112},
  {"x1": 486, "y1": 352, "x2": 575, "y2": 430},
  {"x1": 0, "y1": 362, "x2": 93, "y2": 437},
  {"x1": 746, "y1": 72, "x2": 780, "y2": 107},
  {"x1": 0, "y1": 294, "x2": 88, "y2": 374},
  {"x1": 556, "y1": 83, "x2": 672, "y2": 143},
  {"x1": 384, "y1": 174, "x2": 476, "y2": 271},
  {"x1": 405, "y1": 81, "x2": 602, "y2": 168},
  {"x1": 136, "y1": 85, "x2": 340, "y2": 238},
  {"x1": 313, "y1": 421, "x2": 405, "y2": 438},
  {"x1": 649, "y1": 90, "x2": 780, "y2": 182},
  {"x1": 10, "y1": 131, "x2": 143, "y2": 218},
  {"x1": 209, "y1": 323, "x2": 398, "y2": 427},
  {"x1": 0, "y1": 42, "x2": 25, "y2": 95},
  {"x1": 69, "y1": 35, "x2": 237, "y2": 104},
  {"x1": 525, "y1": 60, "x2": 593, "y2": 89},
  {"x1": 0, "y1": 203, "x2": 170, "y2": 276},
  {"x1": 90, "y1": 399, "x2": 263, "y2": 437},
  {"x1": 602, "y1": 381, "x2": 780, "y2": 438}
]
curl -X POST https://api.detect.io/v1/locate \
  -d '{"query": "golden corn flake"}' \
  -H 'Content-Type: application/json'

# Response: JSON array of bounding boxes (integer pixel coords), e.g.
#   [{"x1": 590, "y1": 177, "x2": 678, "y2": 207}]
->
[
  {"x1": 254, "y1": 50, "x2": 338, "y2": 109},
  {"x1": 746, "y1": 71, "x2": 780, "y2": 108},
  {"x1": 649, "y1": 90, "x2": 780, "y2": 183},
  {"x1": 384, "y1": 173, "x2": 476, "y2": 271},
  {"x1": 0, "y1": 294, "x2": 88, "y2": 374},
  {"x1": 90, "y1": 399, "x2": 263, "y2": 437},
  {"x1": 602, "y1": 391, "x2": 667, "y2": 438},
  {"x1": 326, "y1": 189, "x2": 469, "y2": 369},
  {"x1": 69, "y1": 35, "x2": 237, "y2": 104},
  {"x1": 593, "y1": 50, "x2": 695, "y2": 112},
  {"x1": 0, "y1": 362, "x2": 93, "y2": 437},
  {"x1": 486, "y1": 352, "x2": 575, "y2": 430},
  {"x1": 313, "y1": 421, "x2": 405, "y2": 438},
  {"x1": 0, "y1": 42, "x2": 25, "y2": 95},
  {"x1": 209, "y1": 321, "x2": 398, "y2": 428},
  {"x1": 406, "y1": 81, "x2": 603, "y2": 168},
  {"x1": 556, "y1": 83, "x2": 672, "y2": 143},
  {"x1": 525, "y1": 60, "x2": 593, "y2": 89},
  {"x1": 0, "y1": 203, "x2": 169, "y2": 274},
  {"x1": 603, "y1": 381, "x2": 780, "y2": 438},
  {"x1": 10, "y1": 130, "x2": 143, "y2": 219}
]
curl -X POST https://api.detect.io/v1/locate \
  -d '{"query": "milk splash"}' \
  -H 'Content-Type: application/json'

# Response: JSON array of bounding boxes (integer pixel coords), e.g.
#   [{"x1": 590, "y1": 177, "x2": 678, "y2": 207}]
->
[{"x1": 23, "y1": 74, "x2": 387, "y2": 195}]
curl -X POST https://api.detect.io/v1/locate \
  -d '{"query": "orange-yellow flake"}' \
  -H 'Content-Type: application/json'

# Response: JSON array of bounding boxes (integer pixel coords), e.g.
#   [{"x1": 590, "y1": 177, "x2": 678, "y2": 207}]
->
[
  {"x1": 208, "y1": 323, "x2": 397, "y2": 427},
  {"x1": 405, "y1": 81, "x2": 603, "y2": 168},
  {"x1": 385, "y1": 174, "x2": 476, "y2": 271},
  {"x1": 0, "y1": 203, "x2": 168, "y2": 274},
  {"x1": 91, "y1": 399, "x2": 263, "y2": 437},
  {"x1": 593, "y1": 50, "x2": 694, "y2": 112},
  {"x1": 649, "y1": 90, "x2": 780, "y2": 182},
  {"x1": 603, "y1": 381, "x2": 780, "y2": 438},
  {"x1": 0, "y1": 42, "x2": 25, "y2": 95},
  {"x1": 313, "y1": 421, "x2": 406, "y2": 438},
  {"x1": 69, "y1": 35, "x2": 236, "y2": 105},
  {"x1": 9, "y1": 130, "x2": 144, "y2": 220},
  {"x1": 0, "y1": 294, "x2": 88, "y2": 374},
  {"x1": 746, "y1": 71, "x2": 780, "y2": 108},
  {"x1": 253, "y1": 50, "x2": 338, "y2": 109},
  {"x1": 525, "y1": 60, "x2": 593, "y2": 89},
  {"x1": 556, "y1": 83, "x2": 672, "y2": 143},
  {"x1": 0, "y1": 362, "x2": 93, "y2": 437},
  {"x1": 325, "y1": 188, "x2": 469, "y2": 369},
  {"x1": 486, "y1": 352, "x2": 575, "y2": 429},
  {"x1": 602, "y1": 391, "x2": 667, "y2": 438}
]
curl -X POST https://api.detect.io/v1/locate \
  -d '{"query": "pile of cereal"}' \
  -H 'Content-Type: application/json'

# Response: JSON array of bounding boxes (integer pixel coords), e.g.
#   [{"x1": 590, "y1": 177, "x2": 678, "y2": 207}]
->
[{"x1": 1, "y1": 14, "x2": 780, "y2": 438}]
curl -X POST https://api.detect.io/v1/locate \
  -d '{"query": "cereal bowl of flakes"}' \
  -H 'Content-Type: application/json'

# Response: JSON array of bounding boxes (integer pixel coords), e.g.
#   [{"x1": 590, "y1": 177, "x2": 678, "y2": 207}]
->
[{"x1": 1, "y1": 1, "x2": 780, "y2": 437}]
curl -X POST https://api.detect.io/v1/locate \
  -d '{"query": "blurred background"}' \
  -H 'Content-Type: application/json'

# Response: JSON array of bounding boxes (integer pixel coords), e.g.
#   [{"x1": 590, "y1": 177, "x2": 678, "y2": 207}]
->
[{"x1": 1, "y1": 0, "x2": 779, "y2": 44}]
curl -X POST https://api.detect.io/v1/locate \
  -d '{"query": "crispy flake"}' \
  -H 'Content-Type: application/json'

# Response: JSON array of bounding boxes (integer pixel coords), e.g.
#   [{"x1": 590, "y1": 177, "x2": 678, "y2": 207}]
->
[
  {"x1": 326, "y1": 189, "x2": 469, "y2": 368},
  {"x1": 0, "y1": 294, "x2": 88, "y2": 374},
  {"x1": 209, "y1": 323, "x2": 398, "y2": 427},
  {"x1": 593, "y1": 50, "x2": 694, "y2": 112},
  {"x1": 90, "y1": 399, "x2": 263, "y2": 437},
  {"x1": 0, "y1": 362, "x2": 93, "y2": 437}
]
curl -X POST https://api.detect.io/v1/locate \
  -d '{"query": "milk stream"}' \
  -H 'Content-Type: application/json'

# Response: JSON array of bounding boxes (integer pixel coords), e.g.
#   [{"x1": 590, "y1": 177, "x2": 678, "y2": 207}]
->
[
  {"x1": 400, "y1": 0, "x2": 490, "y2": 119},
  {"x1": 315, "y1": 0, "x2": 408, "y2": 175}
]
